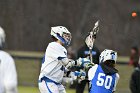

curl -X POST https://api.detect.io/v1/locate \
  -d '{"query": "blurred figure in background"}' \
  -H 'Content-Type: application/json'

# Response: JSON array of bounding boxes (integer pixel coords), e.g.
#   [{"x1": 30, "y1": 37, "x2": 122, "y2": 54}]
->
[
  {"x1": 129, "y1": 46, "x2": 139, "y2": 67},
  {"x1": 76, "y1": 44, "x2": 100, "y2": 93},
  {"x1": 129, "y1": 46, "x2": 140, "y2": 93},
  {"x1": 130, "y1": 59, "x2": 140, "y2": 93},
  {"x1": 0, "y1": 27, "x2": 18, "y2": 93},
  {"x1": 67, "y1": 46, "x2": 76, "y2": 60}
]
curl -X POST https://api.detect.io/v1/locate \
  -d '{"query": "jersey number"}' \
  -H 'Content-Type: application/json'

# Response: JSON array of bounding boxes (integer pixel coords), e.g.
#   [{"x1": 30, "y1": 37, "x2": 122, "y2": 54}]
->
[{"x1": 96, "y1": 73, "x2": 112, "y2": 89}]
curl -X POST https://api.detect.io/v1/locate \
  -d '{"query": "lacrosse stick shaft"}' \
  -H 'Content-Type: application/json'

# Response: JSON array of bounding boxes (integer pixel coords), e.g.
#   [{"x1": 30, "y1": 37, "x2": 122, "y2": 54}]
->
[{"x1": 89, "y1": 49, "x2": 93, "y2": 63}]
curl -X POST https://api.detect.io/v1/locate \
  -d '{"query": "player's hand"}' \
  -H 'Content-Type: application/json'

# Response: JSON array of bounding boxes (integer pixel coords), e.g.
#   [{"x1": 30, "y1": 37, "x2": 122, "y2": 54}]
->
[
  {"x1": 70, "y1": 71, "x2": 86, "y2": 81},
  {"x1": 77, "y1": 71, "x2": 86, "y2": 81},
  {"x1": 65, "y1": 59, "x2": 75, "y2": 69},
  {"x1": 84, "y1": 62, "x2": 95, "y2": 69},
  {"x1": 76, "y1": 57, "x2": 91, "y2": 67}
]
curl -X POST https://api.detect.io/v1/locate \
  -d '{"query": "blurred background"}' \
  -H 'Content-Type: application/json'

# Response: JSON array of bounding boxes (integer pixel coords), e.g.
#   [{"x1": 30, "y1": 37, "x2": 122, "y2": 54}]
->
[{"x1": 0, "y1": 0, "x2": 140, "y2": 93}]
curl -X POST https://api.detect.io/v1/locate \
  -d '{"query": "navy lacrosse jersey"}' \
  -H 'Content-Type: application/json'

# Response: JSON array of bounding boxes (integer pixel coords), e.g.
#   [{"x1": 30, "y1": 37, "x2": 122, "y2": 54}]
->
[{"x1": 88, "y1": 64, "x2": 119, "y2": 93}]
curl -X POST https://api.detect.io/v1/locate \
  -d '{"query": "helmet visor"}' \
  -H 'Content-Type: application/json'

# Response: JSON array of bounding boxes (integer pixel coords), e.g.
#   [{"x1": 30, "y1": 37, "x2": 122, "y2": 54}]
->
[{"x1": 62, "y1": 32, "x2": 72, "y2": 45}]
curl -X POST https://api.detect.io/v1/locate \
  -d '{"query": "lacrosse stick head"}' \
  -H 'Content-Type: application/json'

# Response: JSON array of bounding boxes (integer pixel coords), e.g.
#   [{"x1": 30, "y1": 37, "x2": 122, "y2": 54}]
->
[
  {"x1": 92, "y1": 21, "x2": 99, "y2": 39},
  {"x1": 85, "y1": 20, "x2": 99, "y2": 49},
  {"x1": 85, "y1": 32, "x2": 95, "y2": 49}
]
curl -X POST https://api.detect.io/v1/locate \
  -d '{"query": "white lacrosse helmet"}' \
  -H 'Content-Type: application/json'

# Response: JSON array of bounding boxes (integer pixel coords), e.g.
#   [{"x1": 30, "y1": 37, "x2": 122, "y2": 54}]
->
[
  {"x1": 50, "y1": 26, "x2": 72, "y2": 46},
  {"x1": 0, "y1": 27, "x2": 5, "y2": 48},
  {"x1": 99, "y1": 49, "x2": 117, "y2": 64}
]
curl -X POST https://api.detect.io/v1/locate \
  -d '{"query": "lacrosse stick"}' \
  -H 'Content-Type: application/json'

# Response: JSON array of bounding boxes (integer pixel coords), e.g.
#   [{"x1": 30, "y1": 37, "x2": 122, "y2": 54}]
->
[{"x1": 85, "y1": 21, "x2": 99, "y2": 63}]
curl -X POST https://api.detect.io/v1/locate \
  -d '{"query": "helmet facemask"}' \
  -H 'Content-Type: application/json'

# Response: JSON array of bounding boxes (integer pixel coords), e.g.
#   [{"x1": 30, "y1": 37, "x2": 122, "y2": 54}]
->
[{"x1": 61, "y1": 32, "x2": 72, "y2": 46}]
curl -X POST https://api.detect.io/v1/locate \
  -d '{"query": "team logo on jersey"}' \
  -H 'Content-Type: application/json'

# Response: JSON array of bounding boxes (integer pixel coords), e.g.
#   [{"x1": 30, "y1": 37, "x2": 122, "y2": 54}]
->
[{"x1": 84, "y1": 51, "x2": 97, "y2": 55}]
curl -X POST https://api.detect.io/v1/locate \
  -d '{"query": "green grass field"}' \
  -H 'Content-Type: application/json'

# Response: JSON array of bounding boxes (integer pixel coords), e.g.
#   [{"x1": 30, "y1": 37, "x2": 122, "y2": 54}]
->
[
  {"x1": 18, "y1": 86, "x2": 39, "y2": 93},
  {"x1": 18, "y1": 86, "x2": 88, "y2": 93}
]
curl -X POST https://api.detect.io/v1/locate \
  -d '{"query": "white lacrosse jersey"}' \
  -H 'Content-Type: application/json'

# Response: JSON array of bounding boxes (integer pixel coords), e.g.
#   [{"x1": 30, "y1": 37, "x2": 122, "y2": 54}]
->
[
  {"x1": 0, "y1": 50, "x2": 17, "y2": 93},
  {"x1": 39, "y1": 42, "x2": 67, "y2": 83}
]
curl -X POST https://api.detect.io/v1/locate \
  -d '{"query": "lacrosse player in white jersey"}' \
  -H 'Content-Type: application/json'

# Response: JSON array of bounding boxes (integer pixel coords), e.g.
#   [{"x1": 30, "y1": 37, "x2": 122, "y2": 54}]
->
[
  {"x1": 38, "y1": 26, "x2": 91, "y2": 93},
  {"x1": 0, "y1": 27, "x2": 18, "y2": 93}
]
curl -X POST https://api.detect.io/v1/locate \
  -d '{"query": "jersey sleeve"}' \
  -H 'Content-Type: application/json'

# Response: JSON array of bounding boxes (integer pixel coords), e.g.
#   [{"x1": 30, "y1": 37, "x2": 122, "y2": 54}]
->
[
  {"x1": 113, "y1": 73, "x2": 120, "y2": 92},
  {"x1": 88, "y1": 64, "x2": 98, "y2": 80}
]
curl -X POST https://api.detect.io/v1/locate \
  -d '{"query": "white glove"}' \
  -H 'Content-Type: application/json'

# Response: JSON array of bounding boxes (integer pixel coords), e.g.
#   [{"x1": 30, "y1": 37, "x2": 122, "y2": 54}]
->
[{"x1": 76, "y1": 57, "x2": 91, "y2": 67}]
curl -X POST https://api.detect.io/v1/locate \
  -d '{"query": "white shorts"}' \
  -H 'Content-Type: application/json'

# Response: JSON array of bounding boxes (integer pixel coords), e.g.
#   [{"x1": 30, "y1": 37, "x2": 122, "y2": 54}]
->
[{"x1": 39, "y1": 80, "x2": 66, "y2": 93}]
